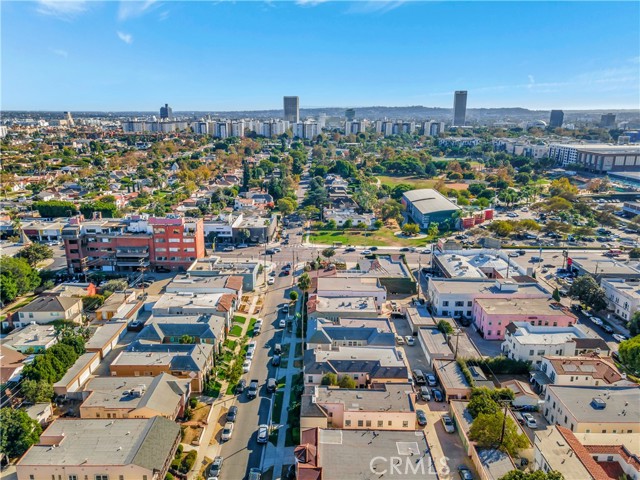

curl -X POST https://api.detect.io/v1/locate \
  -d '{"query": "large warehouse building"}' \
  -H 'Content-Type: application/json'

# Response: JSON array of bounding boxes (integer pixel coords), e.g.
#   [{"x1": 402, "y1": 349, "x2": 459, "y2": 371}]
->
[{"x1": 401, "y1": 189, "x2": 462, "y2": 229}]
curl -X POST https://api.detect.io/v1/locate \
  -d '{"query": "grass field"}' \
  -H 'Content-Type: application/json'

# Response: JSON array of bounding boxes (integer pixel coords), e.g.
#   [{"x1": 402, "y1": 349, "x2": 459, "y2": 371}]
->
[
  {"x1": 376, "y1": 175, "x2": 437, "y2": 189},
  {"x1": 309, "y1": 228, "x2": 431, "y2": 247},
  {"x1": 228, "y1": 325, "x2": 243, "y2": 337},
  {"x1": 233, "y1": 315, "x2": 246, "y2": 324}
]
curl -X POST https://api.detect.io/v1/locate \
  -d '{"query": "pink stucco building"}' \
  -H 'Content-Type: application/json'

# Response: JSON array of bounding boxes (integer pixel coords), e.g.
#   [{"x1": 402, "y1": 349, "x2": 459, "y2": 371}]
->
[{"x1": 472, "y1": 297, "x2": 577, "y2": 340}]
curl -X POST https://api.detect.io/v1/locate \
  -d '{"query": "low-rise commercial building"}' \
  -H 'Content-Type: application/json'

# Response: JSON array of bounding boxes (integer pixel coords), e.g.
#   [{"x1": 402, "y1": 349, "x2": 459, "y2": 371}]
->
[
  {"x1": 306, "y1": 323, "x2": 395, "y2": 351},
  {"x1": 417, "y1": 328, "x2": 454, "y2": 366},
  {"x1": 300, "y1": 383, "x2": 416, "y2": 430},
  {"x1": 401, "y1": 188, "x2": 462, "y2": 229},
  {"x1": 432, "y1": 359, "x2": 473, "y2": 400},
  {"x1": 473, "y1": 298, "x2": 577, "y2": 341},
  {"x1": 569, "y1": 256, "x2": 640, "y2": 281},
  {"x1": 52, "y1": 351, "x2": 101, "y2": 398},
  {"x1": 16, "y1": 417, "x2": 180, "y2": 480},
  {"x1": 165, "y1": 274, "x2": 243, "y2": 297},
  {"x1": 307, "y1": 295, "x2": 380, "y2": 322},
  {"x1": 95, "y1": 290, "x2": 136, "y2": 321},
  {"x1": 187, "y1": 257, "x2": 260, "y2": 291},
  {"x1": 316, "y1": 277, "x2": 387, "y2": 305},
  {"x1": 151, "y1": 292, "x2": 236, "y2": 326},
  {"x1": 80, "y1": 373, "x2": 190, "y2": 420},
  {"x1": 543, "y1": 385, "x2": 640, "y2": 433}
]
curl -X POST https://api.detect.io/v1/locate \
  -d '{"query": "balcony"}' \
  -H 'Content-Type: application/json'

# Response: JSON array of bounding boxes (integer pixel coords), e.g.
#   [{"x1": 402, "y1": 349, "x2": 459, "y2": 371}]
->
[
  {"x1": 117, "y1": 259, "x2": 150, "y2": 267},
  {"x1": 116, "y1": 249, "x2": 150, "y2": 258}
]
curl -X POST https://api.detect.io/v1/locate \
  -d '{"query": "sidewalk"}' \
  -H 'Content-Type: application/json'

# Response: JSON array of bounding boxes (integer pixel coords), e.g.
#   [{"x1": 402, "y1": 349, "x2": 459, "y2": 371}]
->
[{"x1": 263, "y1": 296, "x2": 302, "y2": 478}]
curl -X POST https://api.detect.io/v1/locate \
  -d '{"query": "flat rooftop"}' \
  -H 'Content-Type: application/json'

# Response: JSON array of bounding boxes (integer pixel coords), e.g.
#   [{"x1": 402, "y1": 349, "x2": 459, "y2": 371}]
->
[
  {"x1": 53, "y1": 352, "x2": 99, "y2": 388},
  {"x1": 17, "y1": 417, "x2": 179, "y2": 468},
  {"x1": 432, "y1": 359, "x2": 472, "y2": 391},
  {"x1": 2, "y1": 324, "x2": 57, "y2": 349},
  {"x1": 318, "y1": 429, "x2": 435, "y2": 479},
  {"x1": 187, "y1": 258, "x2": 258, "y2": 274},
  {"x1": 337, "y1": 255, "x2": 411, "y2": 278},
  {"x1": 534, "y1": 427, "x2": 594, "y2": 480},
  {"x1": 429, "y1": 278, "x2": 548, "y2": 296},
  {"x1": 85, "y1": 322, "x2": 127, "y2": 351},
  {"x1": 166, "y1": 275, "x2": 230, "y2": 291},
  {"x1": 475, "y1": 297, "x2": 575, "y2": 317},
  {"x1": 571, "y1": 257, "x2": 640, "y2": 276},
  {"x1": 317, "y1": 276, "x2": 383, "y2": 293},
  {"x1": 310, "y1": 383, "x2": 415, "y2": 413},
  {"x1": 311, "y1": 316, "x2": 392, "y2": 332},
  {"x1": 548, "y1": 385, "x2": 640, "y2": 423},
  {"x1": 601, "y1": 279, "x2": 640, "y2": 300},
  {"x1": 313, "y1": 296, "x2": 378, "y2": 314},
  {"x1": 506, "y1": 322, "x2": 589, "y2": 344},
  {"x1": 418, "y1": 328, "x2": 454, "y2": 357},
  {"x1": 310, "y1": 346, "x2": 404, "y2": 366},
  {"x1": 153, "y1": 292, "x2": 223, "y2": 310}
]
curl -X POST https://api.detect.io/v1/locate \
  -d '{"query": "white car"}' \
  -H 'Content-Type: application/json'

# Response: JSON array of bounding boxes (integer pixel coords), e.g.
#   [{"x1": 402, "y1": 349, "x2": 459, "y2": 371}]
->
[
  {"x1": 254, "y1": 318, "x2": 264, "y2": 328},
  {"x1": 592, "y1": 317, "x2": 604, "y2": 326},
  {"x1": 273, "y1": 247, "x2": 282, "y2": 253},
  {"x1": 257, "y1": 424, "x2": 269, "y2": 444},
  {"x1": 221, "y1": 422, "x2": 234, "y2": 442},
  {"x1": 404, "y1": 336, "x2": 415, "y2": 346},
  {"x1": 247, "y1": 341, "x2": 256, "y2": 355},
  {"x1": 267, "y1": 278, "x2": 275, "y2": 285},
  {"x1": 361, "y1": 250, "x2": 372, "y2": 255},
  {"x1": 243, "y1": 359, "x2": 252, "y2": 373},
  {"x1": 613, "y1": 334, "x2": 627, "y2": 343},
  {"x1": 279, "y1": 319, "x2": 286, "y2": 328},
  {"x1": 442, "y1": 415, "x2": 455, "y2": 433},
  {"x1": 522, "y1": 413, "x2": 538, "y2": 429}
]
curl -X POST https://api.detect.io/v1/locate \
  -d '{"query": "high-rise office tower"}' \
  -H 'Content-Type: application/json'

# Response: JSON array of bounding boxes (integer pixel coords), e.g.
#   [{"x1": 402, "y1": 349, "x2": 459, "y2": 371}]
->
[
  {"x1": 600, "y1": 113, "x2": 616, "y2": 128},
  {"x1": 549, "y1": 110, "x2": 564, "y2": 128},
  {"x1": 160, "y1": 103, "x2": 173, "y2": 120},
  {"x1": 345, "y1": 108, "x2": 356, "y2": 121},
  {"x1": 283, "y1": 96, "x2": 300, "y2": 123},
  {"x1": 453, "y1": 91, "x2": 467, "y2": 126}
]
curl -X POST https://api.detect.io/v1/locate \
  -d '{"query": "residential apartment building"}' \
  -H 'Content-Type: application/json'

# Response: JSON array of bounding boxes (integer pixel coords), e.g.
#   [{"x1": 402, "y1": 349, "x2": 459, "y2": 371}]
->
[
  {"x1": 300, "y1": 383, "x2": 416, "y2": 431},
  {"x1": 473, "y1": 297, "x2": 577, "y2": 341},
  {"x1": 284, "y1": 96, "x2": 300, "y2": 123},
  {"x1": 63, "y1": 214, "x2": 205, "y2": 274},
  {"x1": 601, "y1": 278, "x2": 640, "y2": 321},
  {"x1": 15, "y1": 296, "x2": 83, "y2": 327},
  {"x1": 1, "y1": 324, "x2": 58, "y2": 353},
  {"x1": 502, "y1": 322, "x2": 607, "y2": 366},
  {"x1": 549, "y1": 143, "x2": 640, "y2": 172},
  {"x1": 538, "y1": 355, "x2": 627, "y2": 388},
  {"x1": 316, "y1": 277, "x2": 387, "y2": 305},
  {"x1": 306, "y1": 295, "x2": 381, "y2": 322},
  {"x1": 16, "y1": 417, "x2": 180, "y2": 480},
  {"x1": 453, "y1": 90, "x2": 467, "y2": 126},
  {"x1": 543, "y1": 385, "x2": 640, "y2": 433}
]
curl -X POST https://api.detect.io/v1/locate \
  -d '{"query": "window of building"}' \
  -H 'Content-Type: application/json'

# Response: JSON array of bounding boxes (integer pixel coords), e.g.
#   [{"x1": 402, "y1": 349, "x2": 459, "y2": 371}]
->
[
  {"x1": 378, "y1": 420, "x2": 383, "y2": 427},
  {"x1": 366, "y1": 420, "x2": 372, "y2": 427},
  {"x1": 388, "y1": 420, "x2": 392, "y2": 426},
  {"x1": 95, "y1": 476, "x2": 109, "y2": 480},
  {"x1": 155, "y1": 238, "x2": 165, "y2": 243},
  {"x1": 442, "y1": 301, "x2": 449, "y2": 307},
  {"x1": 487, "y1": 330, "x2": 492, "y2": 336},
  {"x1": 442, "y1": 311, "x2": 449, "y2": 316},
  {"x1": 308, "y1": 376, "x2": 313, "y2": 383},
  {"x1": 455, "y1": 301, "x2": 464, "y2": 307},
  {"x1": 358, "y1": 420, "x2": 364, "y2": 427},
  {"x1": 602, "y1": 430, "x2": 606, "y2": 433},
  {"x1": 402, "y1": 421, "x2": 409, "y2": 428},
  {"x1": 467, "y1": 301, "x2": 472, "y2": 307},
  {"x1": 345, "y1": 420, "x2": 351, "y2": 427}
]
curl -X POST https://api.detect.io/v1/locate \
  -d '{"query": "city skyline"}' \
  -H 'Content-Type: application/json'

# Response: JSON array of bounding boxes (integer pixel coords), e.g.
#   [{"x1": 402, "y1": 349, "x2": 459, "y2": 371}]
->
[{"x1": 2, "y1": 1, "x2": 639, "y2": 111}]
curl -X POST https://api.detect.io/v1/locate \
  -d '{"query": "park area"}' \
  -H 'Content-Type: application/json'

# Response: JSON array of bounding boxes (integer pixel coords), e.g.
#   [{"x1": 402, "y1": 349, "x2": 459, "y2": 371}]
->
[{"x1": 308, "y1": 227, "x2": 432, "y2": 247}]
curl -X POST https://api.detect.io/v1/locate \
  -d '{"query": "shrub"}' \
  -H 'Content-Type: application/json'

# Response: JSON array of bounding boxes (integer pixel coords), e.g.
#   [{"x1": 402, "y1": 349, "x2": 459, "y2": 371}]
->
[
  {"x1": 437, "y1": 320, "x2": 454, "y2": 335},
  {"x1": 175, "y1": 444, "x2": 184, "y2": 457},
  {"x1": 180, "y1": 450, "x2": 198, "y2": 473},
  {"x1": 189, "y1": 397, "x2": 198, "y2": 409}
]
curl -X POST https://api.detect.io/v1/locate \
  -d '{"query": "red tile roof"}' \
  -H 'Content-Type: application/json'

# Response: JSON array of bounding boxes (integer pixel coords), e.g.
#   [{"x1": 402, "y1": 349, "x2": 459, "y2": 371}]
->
[
  {"x1": 557, "y1": 427, "x2": 612, "y2": 480},
  {"x1": 224, "y1": 276, "x2": 243, "y2": 293},
  {"x1": 585, "y1": 445, "x2": 640, "y2": 473}
]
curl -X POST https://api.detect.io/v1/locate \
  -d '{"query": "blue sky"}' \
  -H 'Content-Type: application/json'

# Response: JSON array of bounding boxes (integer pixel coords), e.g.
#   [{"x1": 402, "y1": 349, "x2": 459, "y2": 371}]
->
[{"x1": 2, "y1": 1, "x2": 639, "y2": 111}]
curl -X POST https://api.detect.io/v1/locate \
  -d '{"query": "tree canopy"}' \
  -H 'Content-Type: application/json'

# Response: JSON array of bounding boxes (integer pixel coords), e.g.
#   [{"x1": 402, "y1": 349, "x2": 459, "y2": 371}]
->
[
  {"x1": 17, "y1": 243, "x2": 54, "y2": 267},
  {"x1": 469, "y1": 411, "x2": 529, "y2": 456},
  {"x1": 0, "y1": 408, "x2": 42, "y2": 459},
  {"x1": 0, "y1": 256, "x2": 41, "y2": 303},
  {"x1": 569, "y1": 275, "x2": 607, "y2": 311}
]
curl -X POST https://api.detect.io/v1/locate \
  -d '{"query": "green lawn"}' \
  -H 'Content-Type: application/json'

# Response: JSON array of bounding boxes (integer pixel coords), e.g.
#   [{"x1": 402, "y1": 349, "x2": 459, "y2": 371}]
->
[
  {"x1": 376, "y1": 175, "x2": 437, "y2": 189},
  {"x1": 247, "y1": 317, "x2": 258, "y2": 337},
  {"x1": 272, "y1": 391, "x2": 285, "y2": 423},
  {"x1": 223, "y1": 339, "x2": 237, "y2": 350},
  {"x1": 228, "y1": 325, "x2": 243, "y2": 337},
  {"x1": 309, "y1": 228, "x2": 430, "y2": 247},
  {"x1": 233, "y1": 315, "x2": 247, "y2": 324}
]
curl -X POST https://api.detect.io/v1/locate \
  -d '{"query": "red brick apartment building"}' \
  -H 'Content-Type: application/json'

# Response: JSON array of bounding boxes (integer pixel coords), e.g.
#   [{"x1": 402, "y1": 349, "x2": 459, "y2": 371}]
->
[{"x1": 63, "y1": 214, "x2": 205, "y2": 274}]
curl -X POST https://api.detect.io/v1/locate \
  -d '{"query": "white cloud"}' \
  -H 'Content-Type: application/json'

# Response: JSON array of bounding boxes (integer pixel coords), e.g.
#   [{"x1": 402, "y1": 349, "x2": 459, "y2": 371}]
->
[
  {"x1": 51, "y1": 48, "x2": 69, "y2": 58},
  {"x1": 117, "y1": 31, "x2": 133, "y2": 44},
  {"x1": 158, "y1": 10, "x2": 170, "y2": 21},
  {"x1": 36, "y1": 0, "x2": 88, "y2": 20},
  {"x1": 295, "y1": 0, "x2": 330, "y2": 6},
  {"x1": 345, "y1": 1, "x2": 406, "y2": 14},
  {"x1": 118, "y1": 0, "x2": 158, "y2": 21}
]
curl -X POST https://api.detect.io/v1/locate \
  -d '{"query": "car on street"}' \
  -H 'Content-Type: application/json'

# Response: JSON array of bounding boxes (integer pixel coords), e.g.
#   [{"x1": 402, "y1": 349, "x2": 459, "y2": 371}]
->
[
  {"x1": 257, "y1": 424, "x2": 269, "y2": 444},
  {"x1": 235, "y1": 379, "x2": 246, "y2": 394},
  {"x1": 370, "y1": 246, "x2": 378, "y2": 251},
  {"x1": 221, "y1": 422, "x2": 234, "y2": 442},
  {"x1": 345, "y1": 247, "x2": 356, "y2": 252},
  {"x1": 458, "y1": 466, "x2": 474, "y2": 480},
  {"x1": 209, "y1": 456, "x2": 224, "y2": 477},
  {"x1": 248, "y1": 468, "x2": 262, "y2": 480},
  {"x1": 243, "y1": 359, "x2": 252, "y2": 372},
  {"x1": 404, "y1": 335, "x2": 415, "y2": 346},
  {"x1": 267, "y1": 277, "x2": 275, "y2": 285},
  {"x1": 442, "y1": 415, "x2": 455, "y2": 433},
  {"x1": 273, "y1": 247, "x2": 282, "y2": 253},
  {"x1": 361, "y1": 249, "x2": 372, "y2": 255},
  {"x1": 613, "y1": 334, "x2": 628, "y2": 342},
  {"x1": 279, "y1": 318, "x2": 286, "y2": 328},
  {"x1": 281, "y1": 304, "x2": 289, "y2": 314},
  {"x1": 272, "y1": 354, "x2": 281, "y2": 367},
  {"x1": 412, "y1": 369, "x2": 426, "y2": 385},
  {"x1": 416, "y1": 409, "x2": 427, "y2": 426},
  {"x1": 508, "y1": 252, "x2": 520, "y2": 257},
  {"x1": 396, "y1": 335, "x2": 405, "y2": 345},
  {"x1": 274, "y1": 343, "x2": 282, "y2": 355},
  {"x1": 247, "y1": 379, "x2": 259, "y2": 399},
  {"x1": 419, "y1": 386, "x2": 431, "y2": 401},
  {"x1": 426, "y1": 374, "x2": 437, "y2": 387},
  {"x1": 522, "y1": 413, "x2": 538, "y2": 428},
  {"x1": 223, "y1": 246, "x2": 235, "y2": 252},
  {"x1": 226, "y1": 405, "x2": 238, "y2": 422},
  {"x1": 432, "y1": 388, "x2": 444, "y2": 402},
  {"x1": 602, "y1": 324, "x2": 614, "y2": 334}
]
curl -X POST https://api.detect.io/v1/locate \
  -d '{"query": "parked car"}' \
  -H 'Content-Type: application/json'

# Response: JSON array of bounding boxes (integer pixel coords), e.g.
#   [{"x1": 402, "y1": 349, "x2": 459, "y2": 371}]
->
[
  {"x1": 514, "y1": 411, "x2": 525, "y2": 425},
  {"x1": 345, "y1": 247, "x2": 356, "y2": 252},
  {"x1": 361, "y1": 249, "x2": 372, "y2": 255},
  {"x1": 442, "y1": 415, "x2": 455, "y2": 433},
  {"x1": 426, "y1": 374, "x2": 437, "y2": 387},
  {"x1": 272, "y1": 355, "x2": 281, "y2": 367},
  {"x1": 267, "y1": 277, "x2": 275, "y2": 285},
  {"x1": 226, "y1": 405, "x2": 238, "y2": 422},
  {"x1": 281, "y1": 305, "x2": 289, "y2": 314},
  {"x1": 613, "y1": 334, "x2": 628, "y2": 343},
  {"x1": 522, "y1": 413, "x2": 538, "y2": 428},
  {"x1": 223, "y1": 246, "x2": 235, "y2": 252},
  {"x1": 248, "y1": 468, "x2": 262, "y2": 480},
  {"x1": 257, "y1": 424, "x2": 269, "y2": 444},
  {"x1": 416, "y1": 409, "x2": 427, "y2": 426},
  {"x1": 209, "y1": 456, "x2": 224, "y2": 477},
  {"x1": 432, "y1": 388, "x2": 444, "y2": 402},
  {"x1": 404, "y1": 336, "x2": 415, "y2": 346},
  {"x1": 221, "y1": 422, "x2": 234, "y2": 442},
  {"x1": 279, "y1": 318, "x2": 286, "y2": 328},
  {"x1": 274, "y1": 343, "x2": 282, "y2": 355},
  {"x1": 235, "y1": 379, "x2": 246, "y2": 395},
  {"x1": 396, "y1": 335, "x2": 405, "y2": 345},
  {"x1": 419, "y1": 386, "x2": 431, "y2": 401},
  {"x1": 602, "y1": 324, "x2": 614, "y2": 334},
  {"x1": 412, "y1": 369, "x2": 426, "y2": 385},
  {"x1": 458, "y1": 466, "x2": 474, "y2": 480},
  {"x1": 592, "y1": 316, "x2": 604, "y2": 326},
  {"x1": 243, "y1": 359, "x2": 252, "y2": 372},
  {"x1": 267, "y1": 378, "x2": 277, "y2": 393},
  {"x1": 508, "y1": 252, "x2": 520, "y2": 258}
]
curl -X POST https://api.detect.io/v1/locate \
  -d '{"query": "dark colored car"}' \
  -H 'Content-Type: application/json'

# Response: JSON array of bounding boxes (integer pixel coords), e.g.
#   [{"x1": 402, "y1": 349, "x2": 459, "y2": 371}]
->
[
  {"x1": 156, "y1": 266, "x2": 171, "y2": 273},
  {"x1": 432, "y1": 388, "x2": 444, "y2": 402},
  {"x1": 235, "y1": 379, "x2": 247, "y2": 395},
  {"x1": 210, "y1": 456, "x2": 224, "y2": 477},
  {"x1": 226, "y1": 405, "x2": 238, "y2": 422},
  {"x1": 602, "y1": 324, "x2": 614, "y2": 334},
  {"x1": 426, "y1": 374, "x2": 437, "y2": 387},
  {"x1": 458, "y1": 466, "x2": 473, "y2": 480},
  {"x1": 416, "y1": 409, "x2": 427, "y2": 426},
  {"x1": 272, "y1": 355, "x2": 281, "y2": 367}
]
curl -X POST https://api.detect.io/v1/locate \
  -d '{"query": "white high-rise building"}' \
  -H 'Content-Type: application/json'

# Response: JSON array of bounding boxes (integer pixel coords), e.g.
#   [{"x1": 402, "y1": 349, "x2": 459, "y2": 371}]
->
[{"x1": 231, "y1": 121, "x2": 245, "y2": 137}]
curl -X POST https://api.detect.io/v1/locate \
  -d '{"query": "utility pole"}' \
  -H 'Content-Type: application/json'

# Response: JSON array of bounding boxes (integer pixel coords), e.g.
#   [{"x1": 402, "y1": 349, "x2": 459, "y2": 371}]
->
[
  {"x1": 496, "y1": 399, "x2": 510, "y2": 451},
  {"x1": 453, "y1": 328, "x2": 461, "y2": 360}
]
